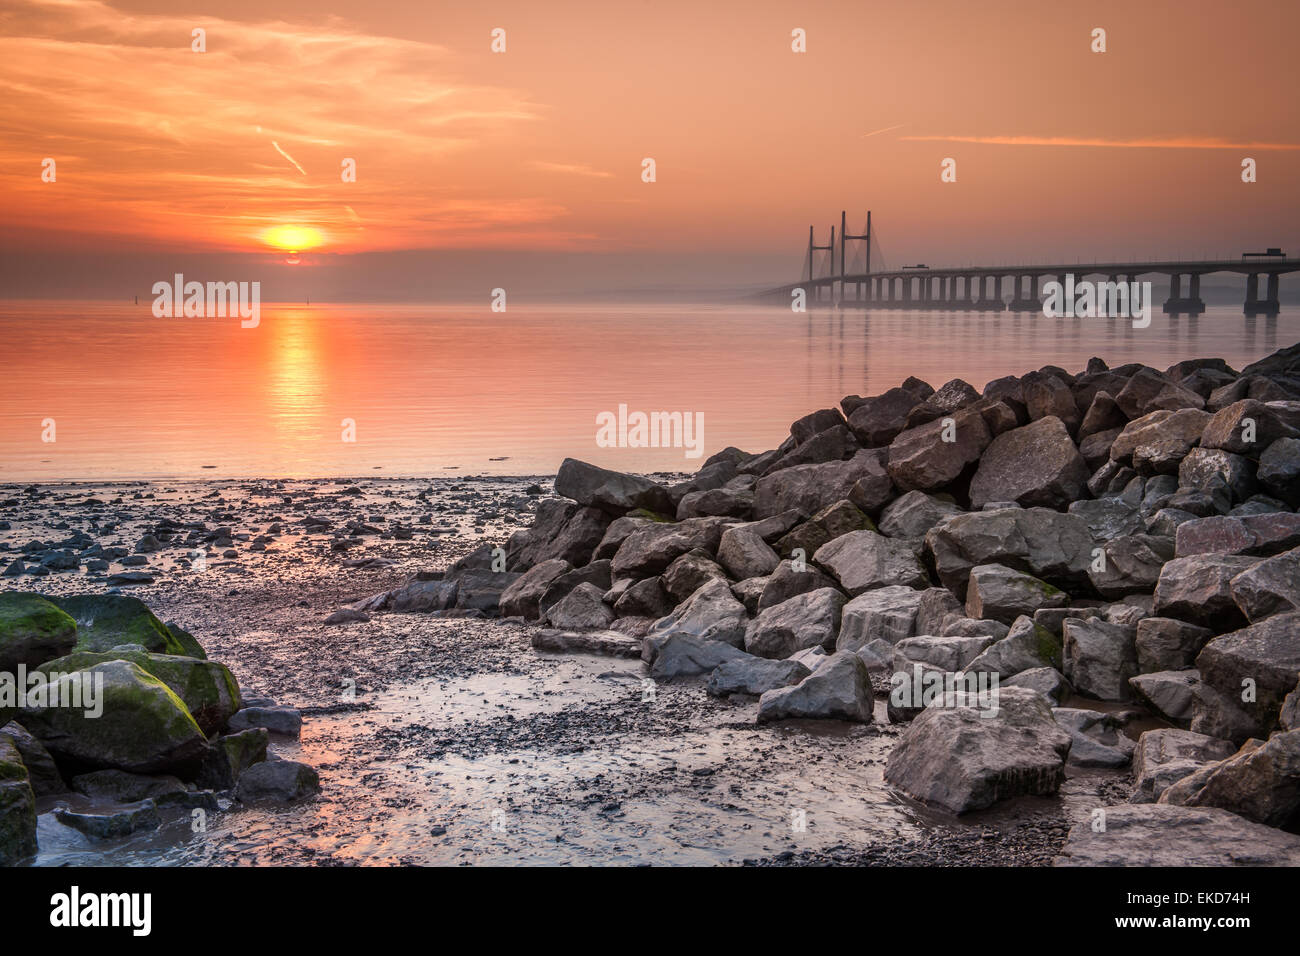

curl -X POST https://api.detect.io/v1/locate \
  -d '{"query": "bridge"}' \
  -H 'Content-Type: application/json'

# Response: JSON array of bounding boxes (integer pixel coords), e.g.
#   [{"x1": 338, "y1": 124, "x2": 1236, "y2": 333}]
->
[{"x1": 759, "y1": 211, "x2": 1298, "y2": 317}]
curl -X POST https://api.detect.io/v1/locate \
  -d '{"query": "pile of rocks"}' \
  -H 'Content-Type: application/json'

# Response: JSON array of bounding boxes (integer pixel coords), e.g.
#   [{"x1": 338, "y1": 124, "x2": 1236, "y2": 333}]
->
[
  {"x1": 359, "y1": 343, "x2": 1300, "y2": 864},
  {"x1": 0, "y1": 591, "x2": 316, "y2": 864}
]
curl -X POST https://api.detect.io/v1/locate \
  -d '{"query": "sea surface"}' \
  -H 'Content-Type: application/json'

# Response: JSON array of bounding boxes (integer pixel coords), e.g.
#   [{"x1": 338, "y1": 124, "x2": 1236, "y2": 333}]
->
[{"x1": 2, "y1": 300, "x2": 1296, "y2": 481}]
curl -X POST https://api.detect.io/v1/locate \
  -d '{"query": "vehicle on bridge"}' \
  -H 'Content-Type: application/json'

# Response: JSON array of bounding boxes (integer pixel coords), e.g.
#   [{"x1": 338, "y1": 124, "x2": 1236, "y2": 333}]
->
[{"x1": 1243, "y1": 248, "x2": 1285, "y2": 258}]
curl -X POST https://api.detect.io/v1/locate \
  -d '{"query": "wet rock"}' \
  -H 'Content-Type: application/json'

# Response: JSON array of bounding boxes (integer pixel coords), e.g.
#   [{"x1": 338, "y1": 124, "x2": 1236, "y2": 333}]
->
[
  {"x1": 835, "y1": 586, "x2": 926, "y2": 649},
  {"x1": 554, "y1": 458, "x2": 673, "y2": 515},
  {"x1": 1130, "y1": 728, "x2": 1238, "y2": 802},
  {"x1": 229, "y1": 705, "x2": 303, "y2": 738},
  {"x1": 884, "y1": 686, "x2": 1071, "y2": 814},
  {"x1": 1088, "y1": 534, "x2": 1174, "y2": 599},
  {"x1": 0, "y1": 735, "x2": 37, "y2": 865},
  {"x1": 539, "y1": 562, "x2": 613, "y2": 619},
  {"x1": 545, "y1": 582, "x2": 615, "y2": 629},
  {"x1": 196, "y1": 728, "x2": 268, "y2": 790},
  {"x1": 0, "y1": 592, "x2": 77, "y2": 671},
  {"x1": 1003, "y1": 666, "x2": 1071, "y2": 703},
  {"x1": 965, "y1": 615, "x2": 1062, "y2": 679},
  {"x1": 964, "y1": 563, "x2": 1067, "y2": 625},
  {"x1": 1135, "y1": 616, "x2": 1214, "y2": 673},
  {"x1": 499, "y1": 558, "x2": 572, "y2": 621},
  {"x1": 22, "y1": 660, "x2": 208, "y2": 776},
  {"x1": 757, "y1": 651, "x2": 872, "y2": 723},
  {"x1": 756, "y1": 560, "x2": 839, "y2": 611},
  {"x1": 1196, "y1": 613, "x2": 1300, "y2": 734},
  {"x1": 56, "y1": 800, "x2": 162, "y2": 839},
  {"x1": 707, "y1": 657, "x2": 810, "y2": 697},
  {"x1": 646, "y1": 633, "x2": 751, "y2": 679},
  {"x1": 1129, "y1": 669, "x2": 1201, "y2": 726},
  {"x1": 531, "y1": 628, "x2": 642, "y2": 658},
  {"x1": 715, "y1": 526, "x2": 779, "y2": 582},
  {"x1": 235, "y1": 759, "x2": 320, "y2": 803},
  {"x1": 743, "y1": 588, "x2": 846, "y2": 659},
  {"x1": 323, "y1": 608, "x2": 370, "y2": 625},
  {"x1": 50, "y1": 593, "x2": 198, "y2": 657},
  {"x1": 969, "y1": 417, "x2": 1089, "y2": 510},
  {"x1": 1055, "y1": 804, "x2": 1300, "y2": 865},
  {"x1": 1153, "y1": 553, "x2": 1258, "y2": 629},
  {"x1": 814, "y1": 530, "x2": 929, "y2": 595},
  {"x1": 886, "y1": 407, "x2": 991, "y2": 493},
  {"x1": 643, "y1": 578, "x2": 748, "y2": 655},
  {"x1": 71, "y1": 768, "x2": 187, "y2": 802},
  {"x1": 1229, "y1": 547, "x2": 1300, "y2": 622},
  {"x1": 1062, "y1": 617, "x2": 1138, "y2": 701},
  {"x1": 1052, "y1": 707, "x2": 1135, "y2": 768},
  {"x1": 0, "y1": 722, "x2": 63, "y2": 797}
]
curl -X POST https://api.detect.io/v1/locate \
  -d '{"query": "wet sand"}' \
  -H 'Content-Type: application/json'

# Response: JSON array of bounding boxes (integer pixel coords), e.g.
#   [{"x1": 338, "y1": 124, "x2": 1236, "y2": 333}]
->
[{"x1": 5, "y1": 478, "x2": 1131, "y2": 866}]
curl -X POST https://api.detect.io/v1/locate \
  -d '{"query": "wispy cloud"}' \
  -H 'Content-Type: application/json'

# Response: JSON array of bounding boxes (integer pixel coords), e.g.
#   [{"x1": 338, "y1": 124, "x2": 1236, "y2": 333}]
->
[
  {"x1": 901, "y1": 134, "x2": 1300, "y2": 150},
  {"x1": 862, "y1": 123, "x2": 905, "y2": 139},
  {"x1": 529, "y1": 161, "x2": 614, "y2": 178},
  {"x1": 271, "y1": 141, "x2": 308, "y2": 176}
]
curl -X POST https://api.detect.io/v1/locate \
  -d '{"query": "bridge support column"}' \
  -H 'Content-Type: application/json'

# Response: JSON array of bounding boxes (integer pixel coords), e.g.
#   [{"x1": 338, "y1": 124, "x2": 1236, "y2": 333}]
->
[
  {"x1": 1009, "y1": 274, "x2": 1040, "y2": 311},
  {"x1": 1246, "y1": 272, "x2": 1281, "y2": 318},
  {"x1": 1164, "y1": 272, "x2": 1206, "y2": 316}
]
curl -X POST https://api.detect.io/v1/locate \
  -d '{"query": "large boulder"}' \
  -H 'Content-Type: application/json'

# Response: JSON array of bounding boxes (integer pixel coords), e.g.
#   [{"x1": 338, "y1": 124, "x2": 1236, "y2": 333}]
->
[
  {"x1": 1062, "y1": 617, "x2": 1138, "y2": 701},
  {"x1": 235, "y1": 759, "x2": 321, "y2": 803},
  {"x1": 1153, "y1": 553, "x2": 1258, "y2": 629},
  {"x1": 1129, "y1": 669, "x2": 1202, "y2": 726},
  {"x1": 1108, "y1": 409, "x2": 1209, "y2": 470},
  {"x1": 499, "y1": 558, "x2": 571, "y2": 620},
  {"x1": 1167, "y1": 730, "x2": 1300, "y2": 827},
  {"x1": 1196, "y1": 613, "x2": 1300, "y2": 734},
  {"x1": 706, "y1": 657, "x2": 810, "y2": 697},
  {"x1": 886, "y1": 407, "x2": 991, "y2": 493},
  {"x1": 0, "y1": 592, "x2": 76, "y2": 672},
  {"x1": 1229, "y1": 547, "x2": 1300, "y2": 622},
  {"x1": 964, "y1": 563, "x2": 1067, "y2": 625},
  {"x1": 968, "y1": 417, "x2": 1089, "y2": 509},
  {"x1": 661, "y1": 551, "x2": 729, "y2": 604},
  {"x1": 846, "y1": 387, "x2": 923, "y2": 446},
  {"x1": 505, "y1": 500, "x2": 610, "y2": 570},
  {"x1": 775, "y1": 500, "x2": 874, "y2": 558},
  {"x1": 878, "y1": 491, "x2": 964, "y2": 540},
  {"x1": 50, "y1": 594, "x2": 202, "y2": 658},
  {"x1": 894, "y1": 634, "x2": 996, "y2": 672},
  {"x1": 1052, "y1": 707, "x2": 1135, "y2": 768},
  {"x1": 39, "y1": 649, "x2": 240, "y2": 736},
  {"x1": 715, "y1": 526, "x2": 779, "y2": 581},
  {"x1": 1135, "y1": 616, "x2": 1213, "y2": 673},
  {"x1": 743, "y1": 588, "x2": 846, "y2": 659},
  {"x1": 0, "y1": 735, "x2": 37, "y2": 865},
  {"x1": 1053, "y1": 804, "x2": 1300, "y2": 866},
  {"x1": 753, "y1": 449, "x2": 893, "y2": 520},
  {"x1": 757, "y1": 560, "x2": 839, "y2": 611},
  {"x1": 1130, "y1": 727, "x2": 1238, "y2": 802},
  {"x1": 545, "y1": 582, "x2": 615, "y2": 629},
  {"x1": 813, "y1": 530, "x2": 929, "y2": 595},
  {"x1": 1088, "y1": 534, "x2": 1174, "y2": 599},
  {"x1": 924, "y1": 507, "x2": 1095, "y2": 599},
  {"x1": 20, "y1": 660, "x2": 208, "y2": 776},
  {"x1": 756, "y1": 651, "x2": 873, "y2": 723},
  {"x1": 965, "y1": 614, "x2": 1062, "y2": 679},
  {"x1": 1258, "y1": 437, "x2": 1300, "y2": 506},
  {"x1": 1174, "y1": 513, "x2": 1300, "y2": 558},
  {"x1": 610, "y1": 517, "x2": 731, "y2": 577},
  {"x1": 643, "y1": 578, "x2": 748, "y2": 656},
  {"x1": 1200, "y1": 400, "x2": 1300, "y2": 457},
  {"x1": 835, "y1": 586, "x2": 926, "y2": 649},
  {"x1": 884, "y1": 686, "x2": 1071, "y2": 814},
  {"x1": 554, "y1": 458, "x2": 673, "y2": 515},
  {"x1": 646, "y1": 634, "x2": 751, "y2": 680}
]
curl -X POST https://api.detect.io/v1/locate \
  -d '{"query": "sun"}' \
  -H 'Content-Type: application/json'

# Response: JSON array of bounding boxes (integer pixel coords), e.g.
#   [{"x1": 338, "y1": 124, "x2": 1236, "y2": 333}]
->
[{"x1": 262, "y1": 225, "x2": 323, "y2": 252}]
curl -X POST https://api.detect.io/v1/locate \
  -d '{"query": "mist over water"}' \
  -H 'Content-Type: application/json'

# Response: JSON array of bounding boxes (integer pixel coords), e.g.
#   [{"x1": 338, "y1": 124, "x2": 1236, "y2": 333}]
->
[{"x1": 2, "y1": 300, "x2": 1296, "y2": 481}]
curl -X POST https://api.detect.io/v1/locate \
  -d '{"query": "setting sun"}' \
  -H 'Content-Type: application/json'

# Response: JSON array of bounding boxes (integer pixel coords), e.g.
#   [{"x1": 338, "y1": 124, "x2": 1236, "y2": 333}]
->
[{"x1": 263, "y1": 225, "x2": 323, "y2": 252}]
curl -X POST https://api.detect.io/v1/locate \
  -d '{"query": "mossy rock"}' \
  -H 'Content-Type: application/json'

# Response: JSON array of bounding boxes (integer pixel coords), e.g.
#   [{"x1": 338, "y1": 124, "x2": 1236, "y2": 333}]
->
[
  {"x1": 626, "y1": 508, "x2": 673, "y2": 523},
  {"x1": 197, "y1": 727, "x2": 268, "y2": 790},
  {"x1": 0, "y1": 734, "x2": 38, "y2": 865},
  {"x1": 164, "y1": 621, "x2": 207, "y2": 660},
  {"x1": 48, "y1": 594, "x2": 195, "y2": 657},
  {"x1": 39, "y1": 650, "x2": 239, "y2": 736},
  {"x1": 0, "y1": 591, "x2": 77, "y2": 672},
  {"x1": 20, "y1": 660, "x2": 208, "y2": 777}
]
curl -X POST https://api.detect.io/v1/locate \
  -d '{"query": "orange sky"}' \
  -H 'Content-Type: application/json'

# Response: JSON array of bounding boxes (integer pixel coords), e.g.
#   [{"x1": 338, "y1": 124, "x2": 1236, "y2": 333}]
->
[{"x1": 2, "y1": 0, "x2": 1298, "y2": 293}]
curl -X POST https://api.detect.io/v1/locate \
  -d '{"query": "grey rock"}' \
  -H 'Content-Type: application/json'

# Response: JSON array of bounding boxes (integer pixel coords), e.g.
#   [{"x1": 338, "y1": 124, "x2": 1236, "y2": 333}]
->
[
  {"x1": 1052, "y1": 707, "x2": 1135, "y2": 768},
  {"x1": 814, "y1": 529, "x2": 929, "y2": 595},
  {"x1": 707, "y1": 657, "x2": 811, "y2": 697},
  {"x1": 235, "y1": 759, "x2": 321, "y2": 803},
  {"x1": 554, "y1": 457, "x2": 673, "y2": 515},
  {"x1": 966, "y1": 615, "x2": 1062, "y2": 679},
  {"x1": 969, "y1": 417, "x2": 1089, "y2": 510},
  {"x1": 757, "y1": 651, "x2": 873, "y2": 723},
  {"x1": 743, "y1": 588, "x2": 846, "y2": 659},
  {"x1": 1054, "y1": 804, "x2": 1300, "y2": 866},
  {"x1": 836, "y1": 585, "x2": 925, "y2": 649},
  {"x1": 1062, "y1": 617, "x2": 1138, "y2": 701},
  {"x1": 965, "y1": 563, "x2": 1067, "y2": 625}
]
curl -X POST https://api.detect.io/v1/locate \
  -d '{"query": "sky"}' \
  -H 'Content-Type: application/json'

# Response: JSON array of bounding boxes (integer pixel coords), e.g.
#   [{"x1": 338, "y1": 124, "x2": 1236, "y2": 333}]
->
[{"x1": 1, "y1": 0, "x2": 1298, "y2": 300}]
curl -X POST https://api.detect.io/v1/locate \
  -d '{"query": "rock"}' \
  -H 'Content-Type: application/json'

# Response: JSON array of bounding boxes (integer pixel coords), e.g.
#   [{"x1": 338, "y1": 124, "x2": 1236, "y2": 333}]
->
[
  {"x1": 40, "y1": 648, "x2": 241, "y2": 736},
  {"x1": 754, "y1": 449, "x2": 893, "y2": 520},
  {"x1": 1003, "y1": 667, "x2": 1071, "y2": 703},
  {"x1": 1258, "y1": 437, "x2": 1300, "y2": 506},
  {"x1": 1283, "y1": 681, "x2": 1300, "y2": 732},
  {"x1": 235, "y1": 759, "x2": 320, "y2": 803},
  {"x1": 1129, "y1": 670, "x2": 1201, "y2": 726},
  {"x1": 966, "y1": 614, "x2": 1062, "y2": 678},
  {"x1": 1109, "y1": 408, "x2": 1209, "y2": 467},
  {"x1": 743, "y1": 588, "x2": 846, "y2": 659},
  {"x1": 884, "y1": 686, "x2": 1071, "y2": 814},
  {"x1": 0, "y1": 592, "x2": 77, "y2": 671},
  {"x1": 21, "y1": 660, "x2": 208, "y2": 776},
  {"x1": 0, "y1": 735, "x2": 37, "y2": 865},
  {"x1": 499, "y1": 558, "x2": 571, "y2": 620},
  {"x1": 547, "y1": 581, "x2": 615, "y2": 629},
  {"x1": 554, "y1": 458, "x2": 673, "y2": 515},
  {"x1": 452, "y1": 567, "x2": 521, "y2": 612},
  {"x1": 196, "y1": 728, "x2": 269, "y2": 790},
  {"x1": 1055, "y1": 804, "x2": 1300, "y2": 865},
  {"x1": 1079, "y1": 390, "x2": 1127, "y2": 439},
  {"x1": 1196, "y1": 613, "x2": 1300, "y2": 734},
  {"x1": 707, "y1": 657, "x2": 811, "y2": 697},
  {"x1": 894, "y1": 634, "x2": 995, "y2": 671},
  {"x1": 1068, "y1": 498, "x2": 1143, "y2": 542},
  {"x1": 51, "y1": 593, "x2": 201, "y2": 657},
  {"x1": 1174, "y1": 512, "x2": 1300, "y2": 558},
  {"x1": 0, "y1": 722, "x2": 63, "y2": 797},
  {"x1": 56, "y1": 800, "x2": 162, "y2": 839},
  {"x1": 757, "y1": 560, "x2": 840, "y2": 611},
  {"x1": 1052, "y1": 707, "x2": 1135, "y2": 768},
  {"x1": 1062, "y1": 617, "x2": 1138, "y2": 701},
  {"x1": 1201, "y1": 400, "x2": 1300, "y2": 457},
  {"x1": 715, "y1": 526, "x2": 779, "y2": 582},
  {"x1": 924, "y1": 507, "x2": 1095, "y2": 599},
  {"x1": 835, "y1": 586, "x2": 926, "y2": 649},
  {"x1": 504, "y1": 502, "x2": 614, "y2": 569},
  {"x1": 1088, "y1": 534, "x2": 1174, "y2": 599},
  {"x1": 661, "y1": 550, "x2": 729, "y2": 603},
  {"x1": 1229, "y1": 547, "x2": 1300, "y2": 622},
  {"x1": 775, "y1": 500, "x2": 873, "y2": 558},
  {"x1": 531, "y1": 628, "x2": 642, "y2": 658},
  {"x1": 591, "y1": 514, "x2": 655, "y2": 561},
  {"x1": 846, "y1": 387, "x2": 923, "y2": 446},
  {"x1": 1179, "y1": 447, "x2": 1257, "y2": 503},
  {"x1": 813, "y1": 530, "x2": 929, "y2": 595},
  {"x1": 646, "y1": 633, "x2": 751, "y2": 679},
  {"x1": 613, "y1": 576, "x2": 672, "y2": 618},
  {"x1": 228, "y1": 705, "x2": 303, "y2": 738},
  {"x1": 886, "y1": 407, "x2": 991, "y2": 493},
  {"x1": 756, "y1": 651, "x2": 872, "y2": 723},
  {"x1": 964, "y1": 563, "x2": 1067, "y2": 625},
  {"x1": 968, "y1": 417, "x2": 1089, "y2": 510},
  {"x1": 323, "y1": 608, "x2": 370, "y2": 625},
  {"x1": 1153, "y1": 553, "x2": 1258, "y2": 629},
  {"x1": 1130, "y1": 728, "x2": 1238, "y2": 802},
  {"x1": 70, "y1": 768, "x2": 187, "y2": 802},
  {"x1": 1135, "y1": 617, "x2": 1214, "y2": 673},
  {"x1": 878, "y1": 491, "x2": 963, "y2": 540},
  {"x1": 610, "y1": 517, "x2": 730, "y2": 577},
  {"x1": 643, "y1": 578, "x2": 748, "y2": 656},
  {"x1": 1189, "y1": 680, "x2": 1265, "y2": 745},
  {"x1": 1021, "y1": 370, "x2": 1081, "y2": 430},
  {"x1": 356, "y1": 578, "x2": 458, "y2": 614},
  {"x1": 763, "y1": 424, "x2": 858, "y2": 474},
  {"x1": 915, "y1": 586, "x2": 964, "y2": 634},
  {"x1": 538, "y1": 562, "x2": 612, "y2": 618},
  {"x1": 1165, "y1": 730, "x2": 1300, "y2": 827},
  {"x1": 790, "y1": 407, "x2": 848, "y2": 445}
]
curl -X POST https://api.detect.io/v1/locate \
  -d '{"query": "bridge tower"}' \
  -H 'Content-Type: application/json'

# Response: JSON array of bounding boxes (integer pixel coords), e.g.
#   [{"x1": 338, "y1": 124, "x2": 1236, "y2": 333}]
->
[
  {"x1": 838, "y1": 210, "x2": 871, "y2": 305},
  {"x1": 808, "y1": 225, "x2": 836, "y2": 303}
]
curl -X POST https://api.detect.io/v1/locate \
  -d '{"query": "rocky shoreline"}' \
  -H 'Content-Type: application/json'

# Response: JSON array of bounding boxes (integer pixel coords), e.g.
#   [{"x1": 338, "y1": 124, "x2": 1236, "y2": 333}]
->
[{"x1": 3, "y1": 344, "x2": 1300, "y2": 866}]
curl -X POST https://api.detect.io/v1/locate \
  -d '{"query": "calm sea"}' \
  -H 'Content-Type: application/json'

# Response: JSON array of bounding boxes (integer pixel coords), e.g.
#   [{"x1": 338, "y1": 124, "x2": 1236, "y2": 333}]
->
[{"x1": 2, "y1": 300, "x2": 1296, "y2": 481}]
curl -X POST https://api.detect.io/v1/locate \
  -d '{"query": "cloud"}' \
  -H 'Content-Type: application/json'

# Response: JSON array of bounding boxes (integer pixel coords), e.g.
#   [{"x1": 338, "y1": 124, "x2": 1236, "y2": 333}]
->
[
  {"x1": 529, "y1": 161, "x2": 614, "y2": 178},
  {"x1": 861, "y1": 123, "x2": 905, "y2": 139},
  {"x1": 271, "y1": 141, "x2": 308, "y2": 176},
  {"x1": 901, "y1": 134, "x2": 1300, "y2": 150}
]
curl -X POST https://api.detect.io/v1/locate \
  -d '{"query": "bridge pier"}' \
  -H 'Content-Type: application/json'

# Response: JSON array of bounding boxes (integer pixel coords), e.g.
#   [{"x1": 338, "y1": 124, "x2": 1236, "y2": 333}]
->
[
  {"x1": 1008, "y1": 273, "x2": 1042, "y2": 312},
  {"x1": 1164, "y1": 271, "x2": 1206, "y2": 316},
  {"x1": 1245, "y1": 272, "x2": 1281, "y2": 318}
]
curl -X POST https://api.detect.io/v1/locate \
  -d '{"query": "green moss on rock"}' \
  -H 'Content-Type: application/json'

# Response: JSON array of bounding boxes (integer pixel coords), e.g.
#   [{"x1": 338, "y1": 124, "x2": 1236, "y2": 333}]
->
[
  {"x1": 0, "y1": 734, "x2": 38, "y2": 865},
  {"x1": 49, "y1": 593, "x2": 191, "y2": 656},
  {"x1": 0, "y1": 591, "x2": 77, "y2": 672}
]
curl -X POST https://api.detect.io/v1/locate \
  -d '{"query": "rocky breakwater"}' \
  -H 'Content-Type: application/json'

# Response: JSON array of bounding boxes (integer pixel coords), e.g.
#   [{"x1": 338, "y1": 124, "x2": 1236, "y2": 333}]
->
[
  {"x1": 0, "y1": 591, "x2": 317, "y2": 864},
  {"x1": 348, "y1": 343, "x2": 1300, "y2": 866}
]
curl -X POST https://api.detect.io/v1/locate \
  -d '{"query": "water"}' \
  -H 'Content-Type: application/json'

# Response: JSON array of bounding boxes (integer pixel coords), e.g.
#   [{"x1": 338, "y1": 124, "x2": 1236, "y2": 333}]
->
[{"x1": 2, "y1": 300, "x2": 1295, "y2": 481}]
